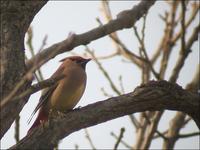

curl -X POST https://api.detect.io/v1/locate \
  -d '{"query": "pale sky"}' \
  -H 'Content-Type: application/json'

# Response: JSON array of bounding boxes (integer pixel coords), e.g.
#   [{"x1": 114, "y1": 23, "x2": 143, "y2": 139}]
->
[{"x1": 1, "y1": 1, "x2": 199, "y2": 149}]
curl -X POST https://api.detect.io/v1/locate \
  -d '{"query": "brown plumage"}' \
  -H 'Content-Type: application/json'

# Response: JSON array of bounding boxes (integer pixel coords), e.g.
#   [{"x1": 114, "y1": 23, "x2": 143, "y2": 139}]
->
[{"x1": 28, "y1": 56, "x2": 91, "y2": 133}]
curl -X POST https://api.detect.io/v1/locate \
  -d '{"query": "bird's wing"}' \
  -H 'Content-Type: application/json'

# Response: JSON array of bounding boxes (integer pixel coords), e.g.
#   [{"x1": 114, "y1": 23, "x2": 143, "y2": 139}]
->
[
  {"x1": 27, "y1": 86, "x2": 56, "y2": 124},
  {"x1": 27, "y1": 65, "x2": 65, "y2": 124}
]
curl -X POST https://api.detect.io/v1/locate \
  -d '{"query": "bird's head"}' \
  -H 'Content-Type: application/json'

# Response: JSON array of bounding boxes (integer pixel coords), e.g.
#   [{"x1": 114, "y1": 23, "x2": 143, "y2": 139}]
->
[{"x1": 60, "y1": 56, "x2": 91, "y2": 69}]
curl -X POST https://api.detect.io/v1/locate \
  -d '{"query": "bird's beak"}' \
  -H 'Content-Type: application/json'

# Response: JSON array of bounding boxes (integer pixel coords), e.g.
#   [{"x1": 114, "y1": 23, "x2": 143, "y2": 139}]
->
[
  {"x1": 81, "y1": 58, "x2": 91, "y2": 66},
  {"x1": 85, "y1": 58, "x2": 91, "y2": 63}
]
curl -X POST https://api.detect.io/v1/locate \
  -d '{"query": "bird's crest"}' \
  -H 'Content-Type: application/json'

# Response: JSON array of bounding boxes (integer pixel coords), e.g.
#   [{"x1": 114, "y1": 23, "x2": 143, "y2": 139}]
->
[{"x1": 59, "y1": 56, "x2": 87, "y2": 62}]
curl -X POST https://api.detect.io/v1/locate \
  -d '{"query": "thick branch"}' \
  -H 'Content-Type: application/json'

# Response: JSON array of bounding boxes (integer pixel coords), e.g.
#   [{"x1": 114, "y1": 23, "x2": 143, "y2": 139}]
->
[
  {"x1": 162, "y1": 65, "x2": 200, "y2": 148},
  {"x1": 0, "y1": 1, "x2": 47, "y2": 139},
  {"x1": 10, "y1": 80, "x2": 199, "y2": 149},
  {"x1": 26, "y1": 0, "x2": 155, "y2": 69}
]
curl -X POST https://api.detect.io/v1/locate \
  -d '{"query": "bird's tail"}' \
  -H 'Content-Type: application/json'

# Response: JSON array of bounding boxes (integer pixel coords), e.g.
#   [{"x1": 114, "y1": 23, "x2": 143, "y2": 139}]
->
[{"x1": 27, "y1": 108, "x2": 48, "y2": 134}]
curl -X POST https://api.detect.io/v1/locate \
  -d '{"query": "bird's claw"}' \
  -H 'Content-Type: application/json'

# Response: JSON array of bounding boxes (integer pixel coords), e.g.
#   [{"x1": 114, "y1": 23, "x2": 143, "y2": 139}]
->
[{"x1": 76, "y1": 106, "x2": 82, "y2": 109}]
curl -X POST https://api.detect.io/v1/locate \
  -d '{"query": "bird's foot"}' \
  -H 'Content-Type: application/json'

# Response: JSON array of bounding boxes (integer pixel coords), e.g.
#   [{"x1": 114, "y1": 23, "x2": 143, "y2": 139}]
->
[
  {"x1": 76, "y1": 106, "x2": 82, "y2": 109},
  {"x1": 40, "y1": 120, "x2": 47, "y2": 131}
]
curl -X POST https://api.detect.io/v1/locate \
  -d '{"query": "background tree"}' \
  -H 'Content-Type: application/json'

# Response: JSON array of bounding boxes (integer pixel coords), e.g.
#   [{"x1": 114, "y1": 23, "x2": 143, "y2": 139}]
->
[{"x1": 1, "y1": 0, "x2": 199, "y2": 149}]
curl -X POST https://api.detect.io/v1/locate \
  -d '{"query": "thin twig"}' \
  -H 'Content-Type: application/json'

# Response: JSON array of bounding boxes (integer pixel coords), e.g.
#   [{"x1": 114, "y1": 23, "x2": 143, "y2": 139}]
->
[
  {"x1": 86, "y1": 47, "x2": 121, "y2": 95},
  {"x1": 162, "y1": 112, "x2": 186, "y2": 149},
  {"x1": 26, "y1": 27, "x2": 41, "y2": 82},
  {"x1": 155, "y1": 130, "x2": 168, "y2": 140},
  {"x1": 38, "y1": 35, "x2": 48, "y2": 52},
  {"x1": 118, "y1": 75, "x2": 125, "y2": 94},
  {"x1": 2, "y1": 74, "x2": 65, "y2": 108},
  {"x1": 177, "y1": 132, "x2": 200, "y2": 138},
  {"x1": 110, "y1": 128, "x2": 132, "y2": 150},
  {"x1": 111, "y1": 132, "x2": 132, "y2": 150},
  {"x1": 185, "y1": 65, "x2": 200, "y2": 93},
  {"x1": 181, "y1": 0, "x2": 186, "y2": 55},
  {"x1": 26, "y1": 27, "x2": 35, "y2": 56},
  {"x1": 159, "y1": 1, "x2": 178, "y2": 79},
  {"x1": 96, "y1": 51, "x2": 119, "y2": 60},
  {"x1": 153, "y1": 130, "x2": 168, "y2": 139},
  {"x1": 96, "y1": 17, "x2": 144, "y2": 67},
  {"x1": 114, "y1": 128, "x2": 125, "y2": 150},
  {"x1": 100, "y1": 0, "x2": 122, "y2": 56},
  {"x1": 183, "y1": 116, "x2": 192, "y2": 125},
  {"x1": 133, "y1": 16, "x2": 160, "y2": 79},
  {"x1": 100, "y1": 87, "x2": 113, "y2": 97},
  {"x1": 169, "y1": 24, "x2": 200, "y2": 82},
  {"x1": 109, "y1": 34, "x2": 146, "y2": 63},
  {"x1": 74, "y1": 144, "x2": 79, "y2": 150},
  {"x1": 26, "y1": 27, "x2": 46, "y2": 81},
  {"x1": 129, "y1": 115, "x2": 142, "y2": 130},
  {"x1": 100, "y1": 0, "x2": 144, "y2": 66},
  {"x1": 84, "y1": 129, "x2": 96, "y2": 150},
  {"x1": 171, "y1": 2, "x2": 200, "y2": 45},
  {"x1": 150, "y1": 12, "x2": 169, "y2": 65},
  {"x1": 143, "y1": 111, "x2": 167, "y2": 140},
  {"x1": 14, "y1": 115, "x2": 20, "y2": 143},
  {"x1": 36, "y1": 35, "x2": 48, "y2": 81},
  {"x1": 141, "y1": 111, "x2": 164, "y2": 149}
]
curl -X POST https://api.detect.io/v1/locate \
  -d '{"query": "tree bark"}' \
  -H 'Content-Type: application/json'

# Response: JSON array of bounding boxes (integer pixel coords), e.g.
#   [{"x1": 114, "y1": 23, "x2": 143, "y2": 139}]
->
[
  {"x1": 0, "y1": 1, "x2": 47, "y2": 139},
  {"x1": 10, "y1": 80, "x2": 199, "y2": 149}
]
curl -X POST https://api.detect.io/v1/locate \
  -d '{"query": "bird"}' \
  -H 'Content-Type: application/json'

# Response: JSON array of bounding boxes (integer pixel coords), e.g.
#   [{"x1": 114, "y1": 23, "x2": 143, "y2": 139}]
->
[{"x1": 28, "y1": 56, "x2": 91, "y2": 133}]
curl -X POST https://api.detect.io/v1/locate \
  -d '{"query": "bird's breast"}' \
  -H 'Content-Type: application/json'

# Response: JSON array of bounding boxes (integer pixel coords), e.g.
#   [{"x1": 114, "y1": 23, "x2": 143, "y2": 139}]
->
[{"x1": 49, "y1": 65, "x2": 86, "y2": 111}]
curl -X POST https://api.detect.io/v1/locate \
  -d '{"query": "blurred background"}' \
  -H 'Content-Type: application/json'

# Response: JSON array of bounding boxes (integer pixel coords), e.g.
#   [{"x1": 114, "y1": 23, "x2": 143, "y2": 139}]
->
[{"x1": 1, "y1": 1, "x2": 199, "y2": 149}]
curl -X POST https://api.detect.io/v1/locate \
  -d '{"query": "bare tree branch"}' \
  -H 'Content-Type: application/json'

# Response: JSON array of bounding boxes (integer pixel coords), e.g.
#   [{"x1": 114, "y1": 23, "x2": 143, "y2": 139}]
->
[
  {"x1": 26, "y1": 0, "x2": 156, "y2": 69},
  {"x1": 169, "y1": 24, "x2": 200, "y2": 82},
  {"x1": 14, "y1": 115, "x2": 20, "y2": 143},
  {"x1": 162, "y1": 112, "x2": 186, "y2": 149},
  {"x1": 84, "y1": 129, "x2": 96, "y2": 150},
  {"x1": 163, "y1": 64, "x2": 200, "y2": 149},
  {"x1": 113, "y1": 128, "x2": 125, "y2": 150},
  {"x1": 10, "y1": 80, "x2": 199, "y2": 149},
  {"x1": 99, "y1": 1, "x2": 144, "y2": 67},
  {"x1": 86, "y1": 47, "x2": 121, "y2": 95},
  {"x1": 10, "y1": 74, "x2": 65, "y2": 105},
  {"x1": 178, "y1": 132, "x2": 200, "y2": 138},
  {"x1": 133, "y1": 17, "x2": 160, "y2": 79},
  {"x1": 111, "y1": 131, "x2": 132, "y2": 149},
  {"x1": 171, "y1": 2, "x2": 200, "y2": 45},
  {"x1": 141, "y1": 111, "x2": 164, "y2": 149},
  {"x1": 159, "y1": 1, "x2": 179, "y2": 79}
]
